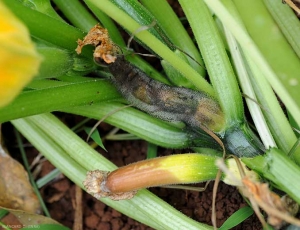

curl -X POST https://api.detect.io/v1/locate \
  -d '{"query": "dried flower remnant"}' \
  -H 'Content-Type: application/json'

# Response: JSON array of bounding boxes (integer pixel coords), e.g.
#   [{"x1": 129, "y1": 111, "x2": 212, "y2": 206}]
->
[
  {"x1": 76, "y1": 24, "x2": 120, "y2": 64},
  {"x1": 216, "y1": 159, "x2": 300, "y2": 229},
  {"x1": 83, "y1": 170, "x2": 137, "y2": 201}
]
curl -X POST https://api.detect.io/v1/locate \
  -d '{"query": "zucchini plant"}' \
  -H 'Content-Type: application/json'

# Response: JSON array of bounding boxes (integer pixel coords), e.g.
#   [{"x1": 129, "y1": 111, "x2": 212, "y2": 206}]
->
[{"x1": 1, "y1": 0, "x2": 300, "y2": 229}]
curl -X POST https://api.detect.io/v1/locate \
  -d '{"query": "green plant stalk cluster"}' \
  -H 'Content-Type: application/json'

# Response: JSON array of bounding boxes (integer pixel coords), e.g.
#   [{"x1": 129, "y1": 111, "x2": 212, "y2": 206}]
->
[
  {"x1": 2, "y1": 0, "x2": 300, "y2": 227},
  {"x1": 139, "y1": 0, "x2": 206, "y2": 76},
  {"x1": 233, "y1": 0, "x2": 300, "y2": 113},
  {"x1": 174, "y1": 0, "x2": 263, "y2": 157},
  {"x1": 179, "y1": 0, "x2": 244, "y2": 127},
  {"x1": 2, "y1": 0, "x2": 262, "y2": 159},
  {"x1": 52, "y1": 0, "x2": 98, "y2": 32},
  {"x1": 4, "y1": 0, "x2": 264, "y2": 157},
  {"x1": 12, "y1": 114, "x2": 252, "y2": 229},
  {"x1": 12, "y1": 114, "x2": 212, "y2": 230},
  {"x1": 2, "y1": 0, "x2": 296, "y2": 162},
  {"x1": 220, "y1": 0, "x2": 300, "y2": 161},
  {"x1": 201, "y1": 0, "x2": 300, "y2": 128},
  {"x1": 220, "y1": 4, "x2": 275, "y2": 149},
  {"x1": 28, "y1": 0, "x2": 264, "y2": 158},
  {"x1": 73, "y1": 0, "x2": 263, "y2": 157}
]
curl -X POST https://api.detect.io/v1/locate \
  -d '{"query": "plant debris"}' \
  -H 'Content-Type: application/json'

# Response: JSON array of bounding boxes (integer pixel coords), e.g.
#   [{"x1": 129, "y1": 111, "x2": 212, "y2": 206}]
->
[{"x1": 0, "y1": 144, "x2": 40, "y2": 214}]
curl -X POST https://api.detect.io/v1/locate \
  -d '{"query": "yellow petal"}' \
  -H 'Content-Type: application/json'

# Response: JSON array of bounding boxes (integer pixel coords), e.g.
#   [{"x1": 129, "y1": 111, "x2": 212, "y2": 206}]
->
[{"x1": 0, "y1": 2, "x2": 42, "y2": 108}]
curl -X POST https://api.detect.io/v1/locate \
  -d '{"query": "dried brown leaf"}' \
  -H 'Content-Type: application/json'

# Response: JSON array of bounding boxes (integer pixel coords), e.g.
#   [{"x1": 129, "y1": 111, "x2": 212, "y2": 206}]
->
[
  {"x1": 0, "y1": 145, "x2": 41, "y2": 213},
  {"x1": 242, "y1": 178, "x2": 300, "y2": 229},
  {"x1": 2, "y1": 206, "x2": 60, "y2": 226}
]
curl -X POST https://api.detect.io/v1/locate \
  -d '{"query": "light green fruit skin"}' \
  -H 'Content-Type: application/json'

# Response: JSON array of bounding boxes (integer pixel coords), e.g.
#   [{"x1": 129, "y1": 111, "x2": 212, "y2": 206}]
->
[{"x1": 106, "y1": 154, "x2": 219, "y2": 193}]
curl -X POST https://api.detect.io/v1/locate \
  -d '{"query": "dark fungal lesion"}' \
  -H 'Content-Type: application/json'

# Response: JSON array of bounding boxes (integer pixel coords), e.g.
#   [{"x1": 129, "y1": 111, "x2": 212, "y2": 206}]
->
[{"x1": 107, "y1": 56, "x2": 225, "y2": 132}]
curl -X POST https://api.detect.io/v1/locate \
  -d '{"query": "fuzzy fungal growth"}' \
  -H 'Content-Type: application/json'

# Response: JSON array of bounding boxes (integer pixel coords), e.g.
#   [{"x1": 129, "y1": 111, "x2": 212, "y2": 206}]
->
[{"x1": 108, "y1": 56, "x2": 225, "y2": 133}]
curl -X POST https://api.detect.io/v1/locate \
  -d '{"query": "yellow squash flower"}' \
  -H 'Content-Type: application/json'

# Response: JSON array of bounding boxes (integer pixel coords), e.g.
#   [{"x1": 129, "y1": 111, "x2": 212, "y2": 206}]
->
[{"x1": 0, "y1": 2, "x2": 41, "y2": 108}]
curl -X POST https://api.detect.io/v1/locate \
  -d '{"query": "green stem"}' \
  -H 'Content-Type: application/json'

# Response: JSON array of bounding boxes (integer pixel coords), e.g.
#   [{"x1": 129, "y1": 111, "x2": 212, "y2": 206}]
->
[
  {"x1": 201, "y1": 0, "x2": 300, "y2": 127},
  {"x1": 52, "y1": 0, "x2": 98, "y2": 32},
  {"x1": 0, "y1": 80, "x2": 120, "y2": 122},
  {"x1": 110, "y1": 0, "x2": 172, "y2": 49},
  {"x1": 178, "y1": 0, "x2": 244, "y2": 126},
  {"x1": 0, "y1": 221, "x2": 11, "y2": 230},
  {"x1": 223, "y1": 123, "x2": 265, "y2": 157},
  {"x1": 249, "y1": 63, "x2": 300, "y2": 160},
  {"x1": 146, "y1": 143, "x2": 157, "y2": 159},
  {"x1": 63, "y1": 102, "x2": 201, "y2": 149},
  {"x1": 140, "y1": 0, "x2": 205, "y2": 75},
  {"x1": 36, "y1": 168, "x2": 61, "y2": 188}
]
